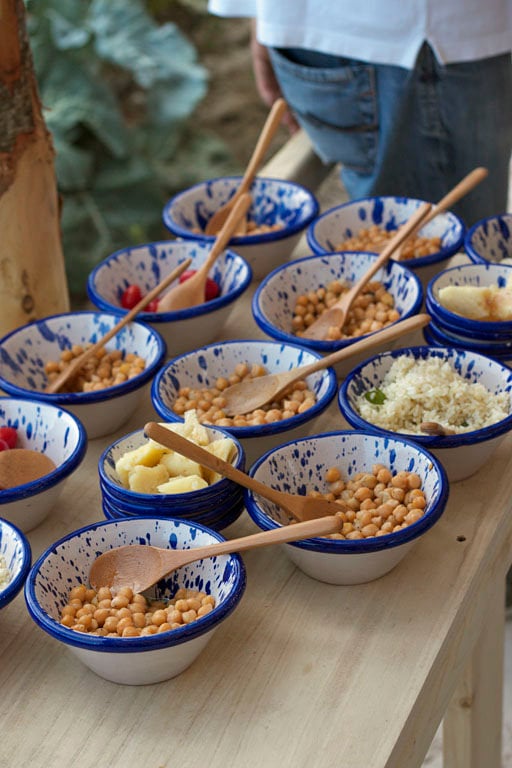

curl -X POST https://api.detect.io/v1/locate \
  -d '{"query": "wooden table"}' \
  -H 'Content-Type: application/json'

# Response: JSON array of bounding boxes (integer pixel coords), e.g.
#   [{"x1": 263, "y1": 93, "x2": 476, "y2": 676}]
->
[{"x1": 1, "y1": 141, "x2": 510, "y2": 767}]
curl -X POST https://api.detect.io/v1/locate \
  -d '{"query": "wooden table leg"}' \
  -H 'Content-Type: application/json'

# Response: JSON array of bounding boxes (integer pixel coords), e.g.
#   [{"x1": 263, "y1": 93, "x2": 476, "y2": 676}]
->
[{"x1": 443, "y1": 576, "x2": 506, "y2": 768}]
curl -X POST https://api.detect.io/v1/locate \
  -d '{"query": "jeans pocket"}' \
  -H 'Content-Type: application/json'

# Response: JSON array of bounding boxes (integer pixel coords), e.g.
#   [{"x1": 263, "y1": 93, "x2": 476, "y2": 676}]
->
[{"x1": 269, "y1": 47, "x2": 379, "y2": 173}]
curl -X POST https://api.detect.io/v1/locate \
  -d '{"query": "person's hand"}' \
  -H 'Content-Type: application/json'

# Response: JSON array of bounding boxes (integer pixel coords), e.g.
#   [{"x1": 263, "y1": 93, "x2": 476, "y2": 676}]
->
[{"x1": 250, "y1": 21, "x2": 299, "y2": 134}]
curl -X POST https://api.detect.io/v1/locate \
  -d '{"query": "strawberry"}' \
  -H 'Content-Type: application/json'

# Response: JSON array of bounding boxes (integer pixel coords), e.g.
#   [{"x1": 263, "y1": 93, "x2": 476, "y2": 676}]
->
[
  {"x1": 0, "y1": 427, "x2": 17, "y2": 450},
  {"x1": 178, "y1": 270, "x2": 221, "y2": 301}
]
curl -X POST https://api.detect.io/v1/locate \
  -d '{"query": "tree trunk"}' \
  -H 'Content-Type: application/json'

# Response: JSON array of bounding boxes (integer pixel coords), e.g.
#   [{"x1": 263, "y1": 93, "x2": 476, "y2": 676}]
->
[{"x1": 0, "y1": 0, "x2": 70, "y2": 337}]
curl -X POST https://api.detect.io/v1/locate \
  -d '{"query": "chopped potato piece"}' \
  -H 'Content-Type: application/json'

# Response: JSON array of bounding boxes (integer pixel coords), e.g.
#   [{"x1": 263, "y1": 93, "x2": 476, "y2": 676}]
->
[
  {"x1": 160, "y1": 452, "x2": 205, "y2": 479},
  {"x1": 127, "y1": 464, "x2": 169, "y2": 494},
  {"x1": 157, "y1": 475, "x2": 208, "y2": 494},
  {"x1": 203, "y1": 438, "x2": 237, "y2": 483},
  {"x1": 115, "y1": 443, "x2": 167, "y2": 486}
]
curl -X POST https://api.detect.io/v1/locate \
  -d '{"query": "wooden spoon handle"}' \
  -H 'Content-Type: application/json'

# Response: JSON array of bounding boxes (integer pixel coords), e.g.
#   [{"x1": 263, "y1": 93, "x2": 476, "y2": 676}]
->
[
  {"x1": 165, "y1": 515, "x2": 341, "y2": 568},
  {"x1": 45, "y1": 258, "x2": 192, "y2": 394},
  {"x1": 297, "y1": 313, "x2": 431, "y2": 378},
  {"x1": 200, "y1": 193, "x2": 252, "y2": 272},
  {"x1": 342, "y1": 202, "x2": 432, "y2": 306},
  {"x1": 238, "y1": 98, "x2": 288, "y2": 195},
  {"x1": 145, "y1": 421, "x2": 291, "y2": 507}
]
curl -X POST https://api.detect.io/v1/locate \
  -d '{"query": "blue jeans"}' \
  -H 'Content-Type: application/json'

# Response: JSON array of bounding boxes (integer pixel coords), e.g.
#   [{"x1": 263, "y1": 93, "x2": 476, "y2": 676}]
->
[{"x1": 269, "y1": 44, "x2": 512, "y2": 226}]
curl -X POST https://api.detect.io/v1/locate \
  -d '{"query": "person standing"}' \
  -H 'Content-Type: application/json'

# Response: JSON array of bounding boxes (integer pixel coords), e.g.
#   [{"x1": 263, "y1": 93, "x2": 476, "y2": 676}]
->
[{"x1": 208, "y1": 0, "x2": 512, "y2": 225}]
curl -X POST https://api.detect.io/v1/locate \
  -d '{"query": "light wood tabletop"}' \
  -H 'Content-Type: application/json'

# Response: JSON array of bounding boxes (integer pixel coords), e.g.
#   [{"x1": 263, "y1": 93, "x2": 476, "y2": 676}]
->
[{"x1": 0, "y1": 251, "x2": 510, "y2": 768}]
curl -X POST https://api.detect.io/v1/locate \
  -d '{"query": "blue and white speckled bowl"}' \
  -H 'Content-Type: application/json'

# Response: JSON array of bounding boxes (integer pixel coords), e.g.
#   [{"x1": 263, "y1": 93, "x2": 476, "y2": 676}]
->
[
  {"x1": 0, "y1": 312, "x2": 166, "y2": 439},
  {"x1": 465, "y1": 213, "x2": 512, "y2": 266},
  {"x1": 307, "y1": 196, "x2": 465, "y2": 287},
  {"x1": 245, "y1": 430, "x2": 448, "y2": 585},
  {"x1": 24, "y1": 516, "x2": 246, "y2": 685},
  {"x1": 252, "y1": 251, "x2": 423, "y2": 378},
  {"x1": 0, "y1": 397, "x2": 87, "y2": 531},
  {"x1": 98, "y1": 425, "x2": 245, "y2": 530},
  {"x1": 150, "y1": 339, "x2": 338, "y2": 466},
  {"x1": 0, "y1": 518, "x2": 31, "y2": 610},
  {"x1": 423, "y1": 322, "x2": 512, "y2": 365},
  {"x1": 87, "y1": 240, "x2": 252, "y2": 357},
  {"x1": 426, "y1": 262, "x2": 512, "y2": 341},
  {"x1": 338, "y1": 346, "x2": 512, "y2": 482},
  {"x1": 162, "y1": 176, "x2": 319, "y2": 279}
]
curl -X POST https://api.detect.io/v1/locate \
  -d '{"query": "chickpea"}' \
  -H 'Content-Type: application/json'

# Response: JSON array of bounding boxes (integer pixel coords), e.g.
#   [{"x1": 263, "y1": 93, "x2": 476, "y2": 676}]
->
[{"x1": 44, "y1": 346, "x2": 146, "y2": 393}]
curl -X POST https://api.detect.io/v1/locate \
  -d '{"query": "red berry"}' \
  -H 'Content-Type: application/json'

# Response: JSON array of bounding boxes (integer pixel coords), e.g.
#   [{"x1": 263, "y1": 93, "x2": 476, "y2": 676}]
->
[
  {"x1": 146, "y1": 299, "x2": 159, "y2": 312},
  {"x1": 120, "y1": 284, "x2": 142, "y2": 310},
  {"x1": 0, "y1": 427, "x2": 17, "y2": 449},
  {"x1": 178, "y1": 270, "x2": 221, "y2": 302}
]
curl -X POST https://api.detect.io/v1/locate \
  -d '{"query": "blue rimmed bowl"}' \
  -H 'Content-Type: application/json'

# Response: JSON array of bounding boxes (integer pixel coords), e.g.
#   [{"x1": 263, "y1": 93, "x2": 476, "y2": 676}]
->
[
  {"x1": 423, "y1": 321, "x2": 512, "y2": 365},
  {"x1": 98, "y1": 424, "x2": 245, "y2": 530},
  {"x1": 0, "y1": 518, "x2": 31, "y2": 610},
  {"x1": 162, "y1": 176, "x2": 319, "y2": 279},
  {"x1": 0, "y1": 397, "x2": 87, "y2": 532},
  {"x1": 426, "y1": 262, "x2": 512, "y2": 341},
  {"x1": 338, "y1": 346, "x2": 512, "y2": 482},
  {"x1": 24, "y1": 516, "x2": 246, "y2": 685},
  {"x1": 244, "y1": 430, "x2": 448, "y2": 585},
  {"x1": 307, "y1": 195, "x2": 465, "y2": 287},
  {"x1": 465, "y1": 213, "x2": 512, "y2": 265},
  {"x1": 150, "y1": 339, "x2": 338, "y2": 466},
  {"x1": 252, "y1": 251, "x2": 423, "y2": 378},
  {"x1": 0, "y1": 311, "x2": 166, "y2": 439},
  {"x1": 87, "y1": 240, "x2": 252, "y2": 357}
]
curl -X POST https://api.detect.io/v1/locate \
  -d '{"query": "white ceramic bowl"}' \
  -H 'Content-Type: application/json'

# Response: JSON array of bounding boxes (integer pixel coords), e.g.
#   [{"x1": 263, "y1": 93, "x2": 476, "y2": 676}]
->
[
  {"x1": 87, "y1": 240, "x2": 252, "y2": 357},
  {"x1": 162, "y1": 176, "x2": 320, "y2": 279},
  {"x1": 252, "y1": 251, "x2": 423, "y2": 378},
  {"x1": 0, "y1": 312, "x2": 166, "y2": 439},
  {"x1": 338, "y1": 346, "x2": 512, "y2": 482},
  {"x1": 307, "y1": 196, "x2": 465, "y2": 287},
  {"x1": 0, "y1": 398, "x2": 87, "y2": 532},
  {"x1": 98, "y1": 424, "x2": 246, "y2": 530},
  {"x1": 426, "y1": 262, "x2": 512, "y2": 341},
  {"x1": 244, "y1": 431, "x2": 448, "y2": 585},
  {"x1": 24, "y1": 516, "x2": 246, "y2": 685},
  {"x1": 465, "y1": 213, "x2": 512, "y2": 265},
  {"x1": 0, "y1": 518, "x2": 31, "y2": 609},
  {"x1": 150, "y1": 339, "x2": 338, "y2": 466}
]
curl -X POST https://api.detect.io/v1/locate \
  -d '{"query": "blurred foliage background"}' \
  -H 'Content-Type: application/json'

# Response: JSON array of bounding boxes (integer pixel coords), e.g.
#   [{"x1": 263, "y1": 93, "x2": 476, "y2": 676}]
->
[{"x1": 26, "y1": 0, "x2": 242, "y2": 301}]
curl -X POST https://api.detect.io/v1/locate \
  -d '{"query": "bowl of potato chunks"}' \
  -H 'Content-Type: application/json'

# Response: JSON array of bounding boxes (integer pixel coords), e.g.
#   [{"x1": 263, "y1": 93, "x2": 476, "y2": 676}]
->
[{"x1": 98, "y1": 411, "x2": 246, "y2": 531}]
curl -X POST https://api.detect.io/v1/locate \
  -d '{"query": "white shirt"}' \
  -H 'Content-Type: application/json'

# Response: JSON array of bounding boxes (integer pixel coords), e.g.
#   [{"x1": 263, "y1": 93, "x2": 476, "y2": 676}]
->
[{"x1": 208, "y1": 0, "x2": 512, "y2": 69}]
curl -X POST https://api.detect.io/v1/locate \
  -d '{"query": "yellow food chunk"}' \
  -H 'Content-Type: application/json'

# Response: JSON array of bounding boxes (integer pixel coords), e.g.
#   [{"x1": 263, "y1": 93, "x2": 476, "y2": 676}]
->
[
  {"x1": 160, "y1": 452, "x2": 205, "y2": 479},
  {"x1": 203, "y1": 438, "x2": 236, "y2": 483},
  {"x1": 157, "y1": 475, "x2": 208, "y2": 494},
  {"x1": 438, "y1": 285, "x2": 512, "y2": 321},
  {"x1": 115, "y1": 443, "x2": 167, "y2": 486},
  {"x1": 128, "y1": 464, "x2": 169, "y2": 494}
]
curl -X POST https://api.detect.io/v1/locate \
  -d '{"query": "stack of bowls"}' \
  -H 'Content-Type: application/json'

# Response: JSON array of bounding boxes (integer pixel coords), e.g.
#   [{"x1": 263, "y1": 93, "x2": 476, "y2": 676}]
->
[
  {"x1": 306, "y1": 195, "x2": 465, "y2": 288},
  {"x1": 162, "y1": 176, "x2": 320, "y2": 279},
  {"x1": 98, "y1": 425, "x2": 246, "y2": 531},
  {"x1": 425, "y1": 262, "x2": 512, "y2": 365}
]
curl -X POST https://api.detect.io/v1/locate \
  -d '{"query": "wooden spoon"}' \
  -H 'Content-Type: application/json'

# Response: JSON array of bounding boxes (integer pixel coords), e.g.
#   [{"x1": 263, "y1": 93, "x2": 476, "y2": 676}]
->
[
  {"x1": 89, "y1": 514, "x2": 342, "y2": 593},
  {"x1": 144, "y1": 421, "x2": 345, "y2": 523},
  {"x1": 158, "y1": 193, "x2": 251, "y2": 313},
  {"x1": 301, "y1": 202, "x2": 432, "y2": 341},
  {"x1": 204, "y1": 98, "x2": 288, "y2": 236},
  {"x1": 419, "y1": 421, "x2": 456, "y2": 436},
  {"x1": 220, "y1": 313, "x2": 431, "y2": 416},
  {"x1": 394, "y1": 167, "x2": 488, "y2": 260},
  {"x1": 45, "y1": 258, "x2": 193, "y2": 394}
]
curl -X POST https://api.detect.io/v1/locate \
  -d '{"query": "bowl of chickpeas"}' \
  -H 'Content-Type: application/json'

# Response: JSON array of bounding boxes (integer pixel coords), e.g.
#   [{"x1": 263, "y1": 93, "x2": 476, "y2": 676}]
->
[
  {"x1": 98, "y1": 415, "x2": 246, "y2": 531},
  {"x1": 0, "y1": 311, "x2": 166, "y2": 439},
  {"x1": 244, "y1": 430, "x2": 448, "y2": 585},
  {"x1": 24, "y1": 516, "x2": 246, "y2": 685},
  {"x1": 306, "y1": 196, "x2": 465, "y2": 288},
  {"x1": 0, "y1": 518, "x2": 31, "y2": 611},
  {"x1": 162, "y1": 176, "x2": 320, "y2": 280},
  {"x1": 150, "y1": 339, "x2": 338, "y2": 466},
  {"x1": 87, "y1": 239, "x2": 252, "y2": 356},
  {"x1": 252, "y1": 251, "x2": 423, "y2": 378},
  {"x1": 0, "y1": 397, "x2": 87, "y2": 532}
]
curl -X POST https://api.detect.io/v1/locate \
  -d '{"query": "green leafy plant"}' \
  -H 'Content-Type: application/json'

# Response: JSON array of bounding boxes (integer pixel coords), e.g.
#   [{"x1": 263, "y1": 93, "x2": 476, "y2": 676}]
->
[{"x1": 26, "y1": 0, "x2": 216, "y2": 299}]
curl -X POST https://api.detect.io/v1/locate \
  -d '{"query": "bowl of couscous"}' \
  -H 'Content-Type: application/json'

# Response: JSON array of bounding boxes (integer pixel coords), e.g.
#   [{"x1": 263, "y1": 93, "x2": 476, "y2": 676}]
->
[
  {"x1": 338, "y1": 345, "x2": 512, "y2": 481},
  {"x1": 244, "y1": 430, "x2": 448, "y2": 585},
  {"x1": 24, "y1": 516, "x2": 246, "y2": 685}
]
